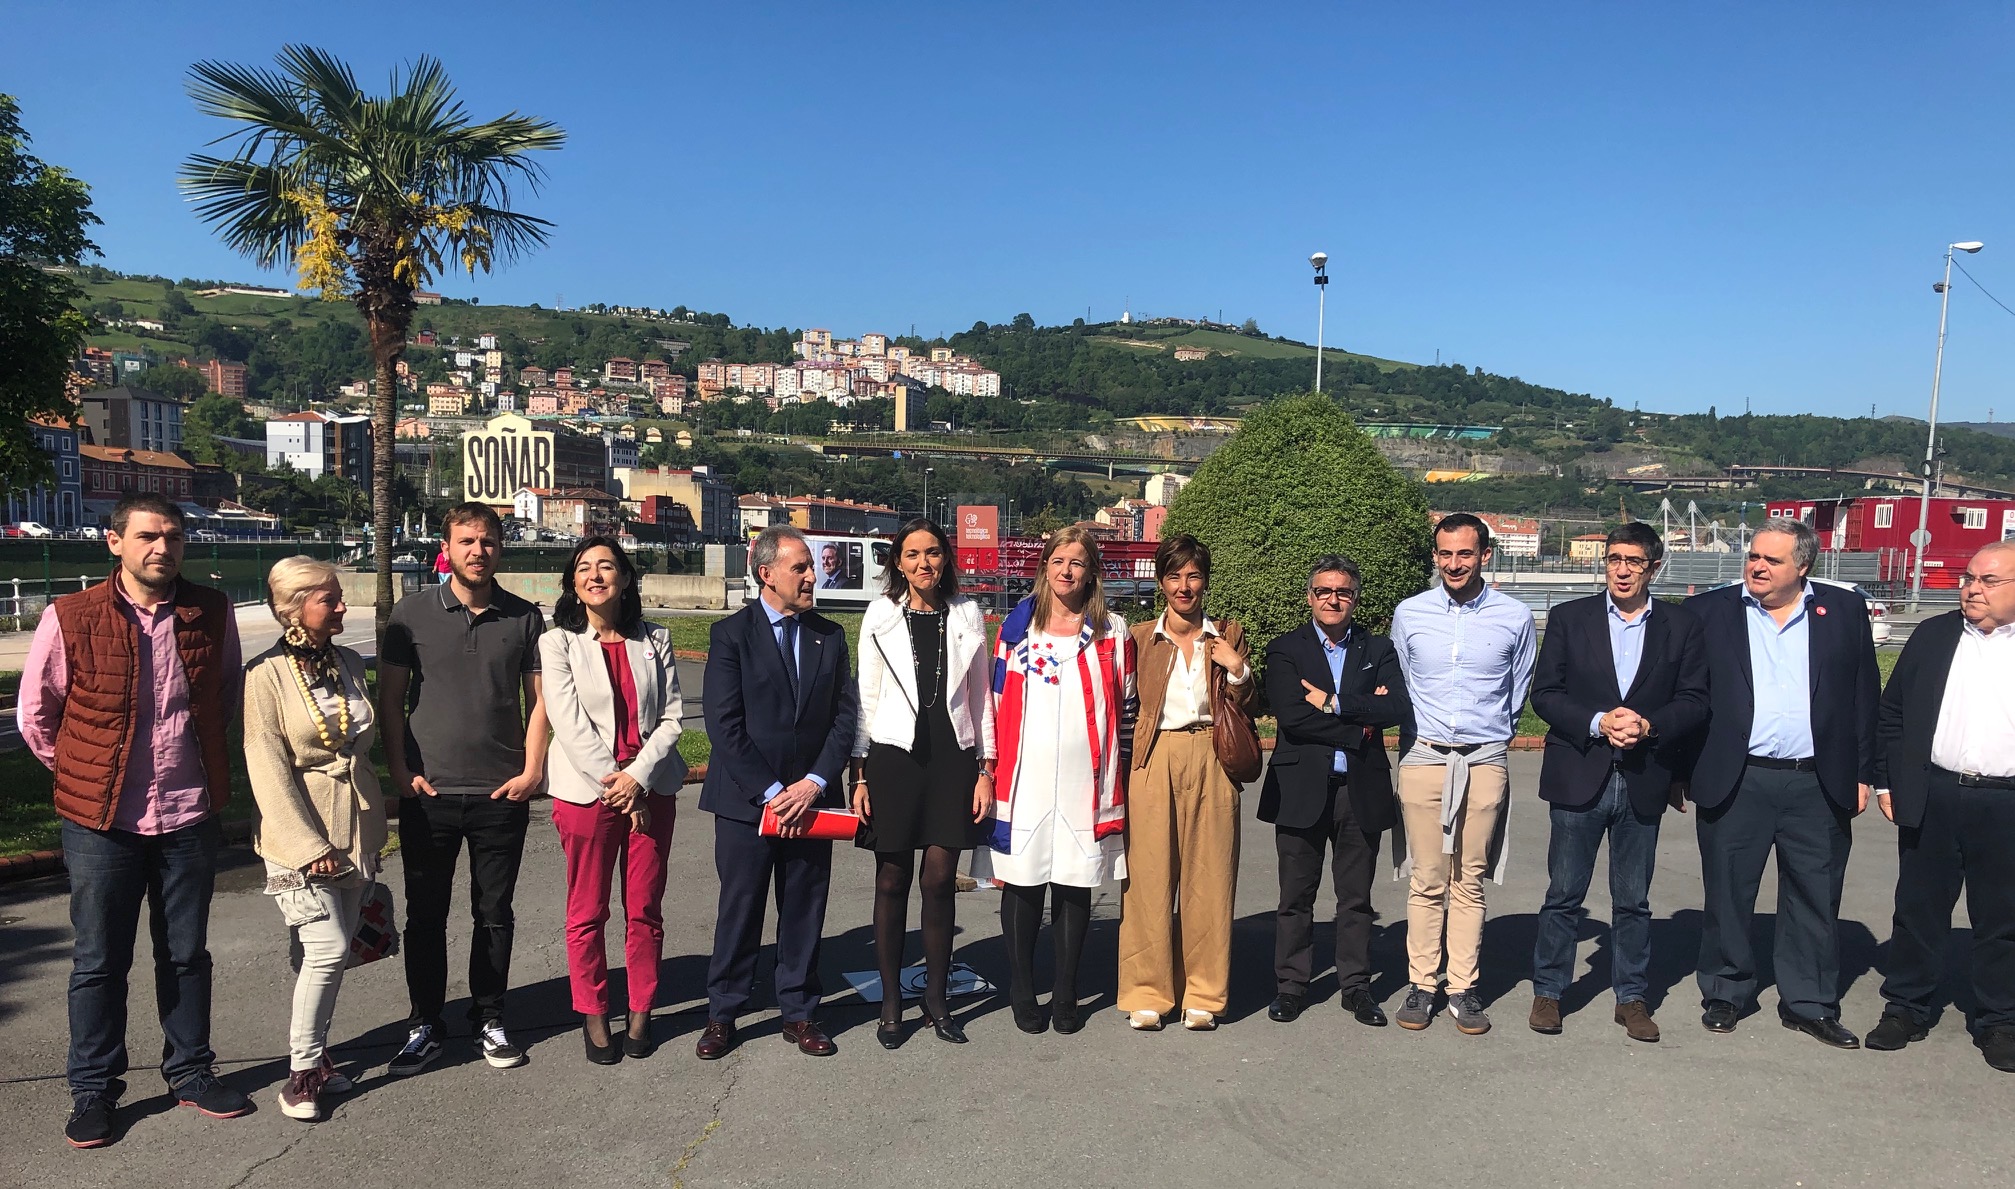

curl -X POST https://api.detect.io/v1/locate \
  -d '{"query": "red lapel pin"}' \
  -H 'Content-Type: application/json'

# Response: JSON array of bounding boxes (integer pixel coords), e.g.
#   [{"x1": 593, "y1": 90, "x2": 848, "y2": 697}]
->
[{"x1": 1815, "y1": 606, "x2": 1827, "y2": 616}]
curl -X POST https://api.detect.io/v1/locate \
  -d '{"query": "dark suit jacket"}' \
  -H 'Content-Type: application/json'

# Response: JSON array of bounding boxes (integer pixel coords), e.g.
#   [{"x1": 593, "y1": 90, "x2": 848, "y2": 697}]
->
[
  {"x1": 1873, "y1": 609, "x2": 1966, "y2": 830},
  {"x1": 1530, "y1": 594, "x2": 1710, "y2": 816},
  {"x1": 698, "y1": 601, "x2": 858, "y2": 825},
  {"x1": 1679, "y1": 582, "x2": 1879, "y2": 813},
  {"x1": 1257, "y1": 623, "x2": 1410, "y2": 834}
]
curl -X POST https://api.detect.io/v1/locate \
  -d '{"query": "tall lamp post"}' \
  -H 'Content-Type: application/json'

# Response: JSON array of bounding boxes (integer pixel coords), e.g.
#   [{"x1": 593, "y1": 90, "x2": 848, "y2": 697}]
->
[
  {"x1": 1909, "y1": 239, "x2": 1985, "y2": 610},
  {"x1": 1310, "y1": 252, "x2": 1329, "y2": 393},
  {"x1": 923, "y1": 466, "x2": 934, "y2": 523}
]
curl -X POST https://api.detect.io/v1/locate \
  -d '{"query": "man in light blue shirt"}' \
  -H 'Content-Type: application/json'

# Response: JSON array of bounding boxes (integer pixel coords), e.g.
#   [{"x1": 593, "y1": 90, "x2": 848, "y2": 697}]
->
[{"x1": 1388, "y1": 513, "x2": 1536, "y2": 1035}]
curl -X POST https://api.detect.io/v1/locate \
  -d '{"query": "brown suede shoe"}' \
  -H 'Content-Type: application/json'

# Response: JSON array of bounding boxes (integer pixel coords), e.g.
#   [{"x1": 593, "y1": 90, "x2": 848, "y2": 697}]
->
[
  {"x1": 1616, "y1": 1001, "x2": 1660, "y2": 1043},
  {"x1": 1529, "y1": 996, "x2": 1562, "y2": 1034}
]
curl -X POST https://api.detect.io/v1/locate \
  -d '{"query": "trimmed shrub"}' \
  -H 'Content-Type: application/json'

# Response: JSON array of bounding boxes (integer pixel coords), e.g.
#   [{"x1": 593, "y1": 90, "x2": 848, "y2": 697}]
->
[{"x1": 1161, "y1": 392, "x2": 1430, "y2": 658}]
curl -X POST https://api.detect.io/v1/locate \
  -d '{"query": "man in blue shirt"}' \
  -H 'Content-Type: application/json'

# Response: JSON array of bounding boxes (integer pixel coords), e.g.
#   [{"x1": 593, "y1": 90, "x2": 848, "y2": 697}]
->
[
  {"x1": 1527, "y1": 522, "x2": 1709, "y2": 1041},
  {"x1": 1389, "y1": 513, "x2": 1537, "y2": 1034},
  {"x1": 1679, "y1": 518, "x2": 1878, "y2": 1049}
]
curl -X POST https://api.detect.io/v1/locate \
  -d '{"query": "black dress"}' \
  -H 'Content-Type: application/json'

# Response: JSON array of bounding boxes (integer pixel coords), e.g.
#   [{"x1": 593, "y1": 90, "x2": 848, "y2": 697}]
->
[{"x1": 858, "y1": 606, "x2": 983, "y2": 853}]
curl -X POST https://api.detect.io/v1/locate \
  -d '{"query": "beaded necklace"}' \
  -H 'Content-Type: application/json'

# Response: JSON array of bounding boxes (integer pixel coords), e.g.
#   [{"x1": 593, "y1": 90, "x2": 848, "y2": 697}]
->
[
  {"x1": 905, "y1": 602, "x2": 946, "y2": 710},
  {"x1": 285, "y1": 647, "x2": 354, "y2": 753}
]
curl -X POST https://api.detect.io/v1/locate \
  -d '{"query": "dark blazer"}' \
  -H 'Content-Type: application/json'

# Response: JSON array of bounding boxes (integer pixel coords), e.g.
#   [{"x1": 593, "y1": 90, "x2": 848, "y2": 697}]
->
[
  {"x1": 1530, "y1": 594, "x2": 1710, "y2": 816},
  {"x1": 1257, "y1": 623, "x2": 1410, "y2": 834},
  {"x1": 1873, "y1": 609, "x2": 1965, "y2": 830},
  {"x1": 1679, "y1": 582, "x2": 1879, "y2": 813},
  {"x1": 698, "y1": 601, "x2": 858, "y2": 825}
]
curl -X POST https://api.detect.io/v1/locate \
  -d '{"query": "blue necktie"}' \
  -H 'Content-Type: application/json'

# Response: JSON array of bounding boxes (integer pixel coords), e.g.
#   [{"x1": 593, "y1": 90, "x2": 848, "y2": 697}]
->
[{"x1": 779, "y1": 615, "x2": 801, "y2": 698}]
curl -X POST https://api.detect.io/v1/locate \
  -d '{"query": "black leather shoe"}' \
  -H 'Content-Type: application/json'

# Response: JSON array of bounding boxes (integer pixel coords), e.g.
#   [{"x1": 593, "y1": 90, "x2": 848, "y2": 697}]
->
[
  {"x1": 876, "y1": 1020, "x2": 905, "y2": 1051},
  {"x1": 622, "y1": 1016, "x2": 655, "y2": 1060},
  {"x1": 1701, "y1": 1000, "x2": 1739, "y2": 1033},
  {"x1": 1051, "y1": 1003, "x2": 1083, "y2": 1035},
  {"x1": 1011, "y1": 1001, "x2": 1047, "y2": 1034},
  {"x1": 1268, "y1": 993, "x2": 1306, "y2": 1023},
  {"x1": 1340, "y1": 988, "x2": 1388, "y2": 1027},
  {"x1": 1782, "y1": 1014, "x2": 1861, "y2": 1049},
  {"x1": 923, "y1": 1010, "x2": 969, "y2": 1044},
  {"x1": 1865, "y1": 1012, "x2": 1928, "y2": 1051},
  {"x1": 585, "y1": 1030, "x2": 621, "y2": 1065},
  {"x1": 1980, "y1": 1025, "x2": 2015, "y2": 1073}
]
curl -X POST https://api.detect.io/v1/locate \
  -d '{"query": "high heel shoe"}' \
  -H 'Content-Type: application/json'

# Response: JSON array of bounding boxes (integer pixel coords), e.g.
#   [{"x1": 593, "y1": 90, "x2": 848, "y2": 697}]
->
[
  {"x1": 623, "y1": 1012, "x2": 655, "y2": 1060},
  {"x1": 583, "y1": 1015, "x2": 621, "y2": 1066},
  {"x1": 876, "y1": 1017, "x2": 905, "y2": 1051},
  {"x1": 922, "y1": 1009, "x2": 969, "y2": 1045}
]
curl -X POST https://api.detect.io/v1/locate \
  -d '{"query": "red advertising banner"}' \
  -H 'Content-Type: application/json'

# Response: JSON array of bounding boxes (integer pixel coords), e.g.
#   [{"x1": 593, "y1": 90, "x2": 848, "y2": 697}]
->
[{"x1": 955, "y1": 505, "x2": 999, "y2": 546}]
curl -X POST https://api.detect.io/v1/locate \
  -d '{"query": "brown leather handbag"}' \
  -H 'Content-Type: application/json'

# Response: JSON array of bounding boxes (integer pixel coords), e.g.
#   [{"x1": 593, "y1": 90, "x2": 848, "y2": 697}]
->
[{"x1": 1210, "y1": 653, "x2": 1263, "y2": 785}]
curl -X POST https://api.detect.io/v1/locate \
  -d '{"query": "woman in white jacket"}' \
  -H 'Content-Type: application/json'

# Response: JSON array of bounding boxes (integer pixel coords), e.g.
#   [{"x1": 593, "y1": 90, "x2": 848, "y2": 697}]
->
[
  {"x1": 851, "y1": 518, "x2": 996, "y2": 1048},
  {"x1": 541, "y1": 537, "x2": 685, "y2": 1065}
]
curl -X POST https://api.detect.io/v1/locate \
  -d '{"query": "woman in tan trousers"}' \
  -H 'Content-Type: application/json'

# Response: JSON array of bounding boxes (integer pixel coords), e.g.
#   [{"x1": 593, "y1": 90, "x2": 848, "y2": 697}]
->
[{"x1": 1119, "y1": 534, "x2": 1254, "y2": 1031}]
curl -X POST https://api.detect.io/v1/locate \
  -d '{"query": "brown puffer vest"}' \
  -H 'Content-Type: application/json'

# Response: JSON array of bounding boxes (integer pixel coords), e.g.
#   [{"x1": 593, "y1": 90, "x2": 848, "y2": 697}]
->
[{"x1": 49, "y1": 573, "x2": 234, "y2": 829}]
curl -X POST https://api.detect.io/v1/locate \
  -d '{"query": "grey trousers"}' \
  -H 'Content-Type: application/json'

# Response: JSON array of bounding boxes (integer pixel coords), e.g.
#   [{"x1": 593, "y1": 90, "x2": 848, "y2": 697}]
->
[{"x1": 269, "y1": 866, "x2": 366, "y2": 1071}]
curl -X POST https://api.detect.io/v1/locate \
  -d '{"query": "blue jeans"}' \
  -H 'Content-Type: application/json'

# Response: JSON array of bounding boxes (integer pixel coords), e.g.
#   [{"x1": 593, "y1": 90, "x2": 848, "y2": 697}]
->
[
  {"x1": 63, "y1": 817, "x2": 222, "y2": 1099},
  {"x1": 1532, "y1": 772, "x2": 1661, "y2": 1004}
]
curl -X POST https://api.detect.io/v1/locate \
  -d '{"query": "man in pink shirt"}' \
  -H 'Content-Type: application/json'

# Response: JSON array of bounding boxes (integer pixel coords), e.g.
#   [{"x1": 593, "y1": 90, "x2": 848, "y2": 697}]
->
[{"x1": 17, "y1": 493, "x2": 248, "y2": 1149}]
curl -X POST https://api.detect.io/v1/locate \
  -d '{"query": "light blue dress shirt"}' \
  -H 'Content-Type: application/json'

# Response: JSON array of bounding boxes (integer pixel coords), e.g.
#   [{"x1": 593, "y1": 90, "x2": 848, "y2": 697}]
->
[
  {"x1": 1589, "y1": 596, "x2": 1653, "y2": 737},
  {"x1": 759, "y1": 598, "x2": 826, "y2": 803},
  {"x1": 1391, "y1": 583, "x2": 1537, "y2": 745},
  {"x1": 1318, "y1": 623, "x2": 1351, "y2": 775},
  {"x1": 1742, "y1": 583, "x2": 1816, "y2": 759}
]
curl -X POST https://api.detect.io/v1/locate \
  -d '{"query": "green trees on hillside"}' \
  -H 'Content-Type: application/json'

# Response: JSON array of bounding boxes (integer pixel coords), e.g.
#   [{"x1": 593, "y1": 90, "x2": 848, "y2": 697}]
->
[
  {"x1": 1162, "y1": 393, "x2": 1431, "y2": 658},
  {"x1": 1, "y1": 94, "x2": 98, "y2": 493}
]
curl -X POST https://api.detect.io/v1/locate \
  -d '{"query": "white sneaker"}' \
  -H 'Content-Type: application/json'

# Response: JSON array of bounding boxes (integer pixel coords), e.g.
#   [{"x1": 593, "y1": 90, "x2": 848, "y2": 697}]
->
[
  {"x1": 1127, "y1": 1010, "x2": 1164, "y2": 1031},
  {"x1": 1182, "y1": 1009, "x2": 1217, "y2": 1031},
  {"x1": 479, "y1": 1022, "x2": 527, "y2": 1069}
]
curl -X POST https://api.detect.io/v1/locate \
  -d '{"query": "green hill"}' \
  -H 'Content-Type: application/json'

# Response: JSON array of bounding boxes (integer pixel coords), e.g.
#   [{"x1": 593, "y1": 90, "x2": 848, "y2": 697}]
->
[{"x1": 1095, "y1": 324, "x2": 1412, "y2": 369}]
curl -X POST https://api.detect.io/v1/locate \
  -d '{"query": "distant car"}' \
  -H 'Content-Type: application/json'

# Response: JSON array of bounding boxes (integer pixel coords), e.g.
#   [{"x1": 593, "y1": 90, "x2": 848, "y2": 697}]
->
[
  {"x1": 1704, "y1": 577, "x2": 1891, "y2": 644},
  {"x1": 189, "y1": 528, "x2": 221, "y2": 541},
  {"x1": 16, "y1": 521, "x2": 52, "y2": 538}
]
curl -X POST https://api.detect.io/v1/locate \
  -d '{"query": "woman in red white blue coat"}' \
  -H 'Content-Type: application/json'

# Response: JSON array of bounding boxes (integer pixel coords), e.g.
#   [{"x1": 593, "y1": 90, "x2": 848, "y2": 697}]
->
[{"x1": 973, "y1": 525, "x2": 1137, "y2": 1035}]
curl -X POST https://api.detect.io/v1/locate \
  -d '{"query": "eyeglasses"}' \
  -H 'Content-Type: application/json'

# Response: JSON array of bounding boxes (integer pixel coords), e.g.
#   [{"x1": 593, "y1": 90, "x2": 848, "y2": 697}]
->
[
  {"x1": 1604, "y1": 555, "x2": 1652, "y2": 573},
  {"x1": 1310, "y1": 586, "x2": 1359, "y2": 603},
  {"x1": 1959, "y1": 574, "x2": 2015, "y2": 590}
]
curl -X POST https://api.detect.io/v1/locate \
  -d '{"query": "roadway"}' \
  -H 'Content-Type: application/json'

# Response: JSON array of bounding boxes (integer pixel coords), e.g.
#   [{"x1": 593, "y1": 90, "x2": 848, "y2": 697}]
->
[{"x1": 2, "y1": 752, "x2": 2009, "y2": 1188}]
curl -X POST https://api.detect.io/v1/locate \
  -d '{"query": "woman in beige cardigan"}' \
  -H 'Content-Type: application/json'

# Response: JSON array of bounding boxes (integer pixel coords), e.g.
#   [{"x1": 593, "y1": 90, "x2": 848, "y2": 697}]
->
[{"x1": 245, "y1": 556, "x2": 384, "y2": 1123}]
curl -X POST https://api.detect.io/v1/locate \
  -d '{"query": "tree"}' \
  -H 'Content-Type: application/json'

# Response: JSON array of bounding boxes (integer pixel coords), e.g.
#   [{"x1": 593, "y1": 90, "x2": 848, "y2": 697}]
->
[
  {"x1": 0, "y1": 94, "x2": 98, "y2": 493},
  {"x1": 136, "y1": 364, "x2": 208, "y2": 402},
  {"x1": 1161, "y1": 393, "x2": 1431, "y2": 674},
  {"x1": 183, "y1": 393, "x2": 257, "y2": 464},
  {"x1": 179, "y1": 45, "x2": 563, "y2": 632}
]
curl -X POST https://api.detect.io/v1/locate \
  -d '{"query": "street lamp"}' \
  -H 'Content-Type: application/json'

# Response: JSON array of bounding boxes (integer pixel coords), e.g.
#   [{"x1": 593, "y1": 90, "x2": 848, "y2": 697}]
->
[
  {"x1": 1310, "y1": 252, "x2": 1329, "y2": 394},
  {"x1": 924, "y1": 466, "x2": 934, "y2": 523},
  {"x1": 1909, "y1": 239, "x2": 1985, "y2": 610}
]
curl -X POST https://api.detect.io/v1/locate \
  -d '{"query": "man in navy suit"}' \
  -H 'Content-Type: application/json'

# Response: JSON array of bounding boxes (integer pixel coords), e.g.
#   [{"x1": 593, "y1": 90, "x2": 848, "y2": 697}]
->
[
  {"x1": 1679, "y1": 517, "x2": 1878, "y2": 1048},
  {"x1": 1258, "y1": 554, "x2": 1411, "y2": 1028},
  {"x1": 1528, "y1": 522, "x2": 1709, "y2": 1041},
  {"x1": 697, "y1": 525, "x2": 858, "y2": 1059}
]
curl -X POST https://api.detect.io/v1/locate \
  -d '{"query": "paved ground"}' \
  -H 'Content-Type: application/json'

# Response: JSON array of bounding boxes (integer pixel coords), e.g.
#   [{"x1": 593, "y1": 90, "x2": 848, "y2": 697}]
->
[{"x1": 1, "y1": 754, "x2": 2009, "y2": 1188}]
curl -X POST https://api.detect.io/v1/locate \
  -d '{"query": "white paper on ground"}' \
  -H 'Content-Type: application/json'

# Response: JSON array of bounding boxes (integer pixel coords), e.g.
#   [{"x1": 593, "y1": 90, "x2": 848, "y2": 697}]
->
[{"x1": 841, "y1": 961, "x2": 994, "y2": 1004}]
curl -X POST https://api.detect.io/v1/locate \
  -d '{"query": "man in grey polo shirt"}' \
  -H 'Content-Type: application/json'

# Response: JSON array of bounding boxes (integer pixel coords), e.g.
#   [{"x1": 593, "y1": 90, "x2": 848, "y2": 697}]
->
[{"x1": 378, "y1": 502, "x2": 549, "y2": 1075}]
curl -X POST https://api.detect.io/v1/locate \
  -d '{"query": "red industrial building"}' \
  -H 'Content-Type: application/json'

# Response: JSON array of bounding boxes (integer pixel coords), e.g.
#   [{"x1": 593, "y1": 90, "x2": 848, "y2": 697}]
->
[{"x1": 1767, "y1": 495, "x2": 2015, "y2": 587}]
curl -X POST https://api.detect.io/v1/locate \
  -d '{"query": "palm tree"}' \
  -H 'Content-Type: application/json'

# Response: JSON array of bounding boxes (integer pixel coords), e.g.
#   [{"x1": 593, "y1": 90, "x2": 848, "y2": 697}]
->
[{"x1": 178, "y1": 45, "x2": 563, "y2": 633}]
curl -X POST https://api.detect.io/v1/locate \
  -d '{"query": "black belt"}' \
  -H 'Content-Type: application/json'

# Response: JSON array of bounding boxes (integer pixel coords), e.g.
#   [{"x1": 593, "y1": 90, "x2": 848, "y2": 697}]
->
[
  {"x1": 1162, "y1": 723, "x2": 1212, "y2": 734},
  {"x1": 1426, "y1": 742, "x2": 1483, "y2": 755},
  {"x1": 1936, "y1": 765, "x2": 2015, "y2": 790},
  {"x1": 1746, "y1": 755, "x2": 1816, "y2": 772}
]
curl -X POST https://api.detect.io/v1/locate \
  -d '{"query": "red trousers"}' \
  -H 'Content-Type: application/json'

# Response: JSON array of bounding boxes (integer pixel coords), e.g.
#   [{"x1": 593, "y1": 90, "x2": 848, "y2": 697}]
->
[{"x1": 552, "y1": 795, "x2": 676, "y2": 1014}]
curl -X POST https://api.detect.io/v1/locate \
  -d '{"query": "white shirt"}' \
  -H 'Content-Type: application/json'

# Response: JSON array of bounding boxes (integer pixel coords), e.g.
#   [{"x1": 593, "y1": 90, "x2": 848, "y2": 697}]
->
[
  {"x1": 1151, "y1": 614, "x2": 1246, "y2": 731},
  {"x1": 1929, "y1": 619, "x2": 2015, "y2": 777}
]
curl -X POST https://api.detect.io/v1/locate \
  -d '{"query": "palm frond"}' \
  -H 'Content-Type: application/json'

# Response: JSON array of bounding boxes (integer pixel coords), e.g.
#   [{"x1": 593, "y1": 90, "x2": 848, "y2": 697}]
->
[{"x1": 176, "y1": 155, "x2": 314, "y2": 268}]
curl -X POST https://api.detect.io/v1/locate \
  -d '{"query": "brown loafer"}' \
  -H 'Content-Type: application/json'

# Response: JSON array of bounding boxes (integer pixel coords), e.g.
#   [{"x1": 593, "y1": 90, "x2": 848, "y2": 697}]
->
[
  {"x1": 1616, "y1": 1001, "x2": 1660, "y2": 1043},
  {"x1": 694, "y1": 1019, "x2": 737, "y2": 1061},
  {"x1": 1529, "y1": 996, "x2": 1562, "y2": 1035},
  {"x1": 780, "y1": 1019, "x2": 836, "y2": 1056}
]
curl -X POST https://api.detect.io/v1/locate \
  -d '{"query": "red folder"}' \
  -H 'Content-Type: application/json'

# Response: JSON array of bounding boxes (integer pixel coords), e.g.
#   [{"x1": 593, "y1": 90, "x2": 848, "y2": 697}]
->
[{"x1": 759, "y1": 803, "x2": 861, "y2": 841}]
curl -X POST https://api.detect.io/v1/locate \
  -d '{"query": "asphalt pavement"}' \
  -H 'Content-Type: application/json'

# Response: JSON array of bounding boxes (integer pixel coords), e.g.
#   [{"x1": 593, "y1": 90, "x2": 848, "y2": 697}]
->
[{"x1": 2, "y1": 753, "x2": 2010, "y2": 1188}]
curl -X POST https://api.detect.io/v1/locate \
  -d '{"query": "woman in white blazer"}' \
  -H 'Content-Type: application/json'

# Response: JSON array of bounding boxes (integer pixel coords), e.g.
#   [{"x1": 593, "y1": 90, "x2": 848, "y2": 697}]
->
[
  {"x1": 851, "y1": 518, "x2": 996, "y2": 1048},
  {"x1": 540, "y1": 536, "x2": 685, "y2": 1065}
]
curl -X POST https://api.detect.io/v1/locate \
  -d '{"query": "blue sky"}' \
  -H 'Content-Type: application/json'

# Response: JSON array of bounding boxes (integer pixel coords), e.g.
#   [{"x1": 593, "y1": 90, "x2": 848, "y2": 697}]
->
[{"x1": 9, "y1": 1, "x2": 2015, "y2": 419}]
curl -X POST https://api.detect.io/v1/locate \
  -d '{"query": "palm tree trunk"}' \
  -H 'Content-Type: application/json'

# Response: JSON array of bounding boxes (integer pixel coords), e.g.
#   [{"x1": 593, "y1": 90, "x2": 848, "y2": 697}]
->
[{"x1": 368, "y1": 314, "x2": 403, "y2": 640}]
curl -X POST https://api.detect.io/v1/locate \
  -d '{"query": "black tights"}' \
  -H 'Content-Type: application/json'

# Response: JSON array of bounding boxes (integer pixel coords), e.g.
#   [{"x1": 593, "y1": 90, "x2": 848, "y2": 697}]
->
[
  {"x1": 999, "y1": 882, "x2": 1091, "y2": 1013},
  {"x1": 874, "y1": 847, "x2": 962, "y2": 1024}
]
